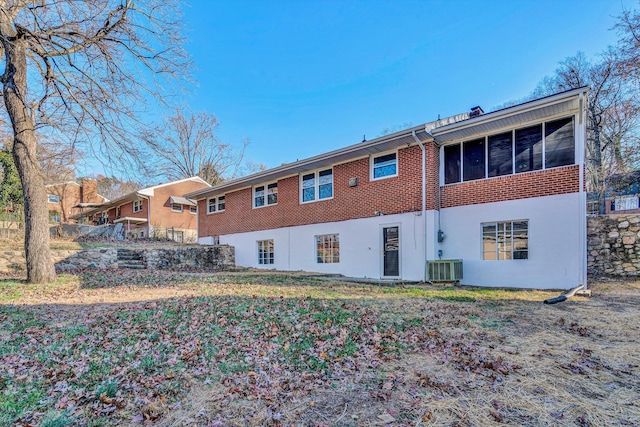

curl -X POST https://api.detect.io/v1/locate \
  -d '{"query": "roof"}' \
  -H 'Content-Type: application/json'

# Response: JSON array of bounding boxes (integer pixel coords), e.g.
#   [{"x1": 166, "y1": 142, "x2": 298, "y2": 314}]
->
[
  {"x1": 186, "y1": 87, "x2": 589, "y2": 201},
  {"x1": 113, "y1": 217, "x2": 148, "y2": 224},
  {"x1": 46, "y1": 181, "x2": 80, "y2": 188},
  {"x1": 430, "y1": 86, "x2": 588, "y2": 144},
  {"x1": 186, "y1": 125, "x2": 433, "y2": 200},
  {"x1": 69, "y1": 176, "x2": 209, "y2": 219},
  {"x1": 169, "y1": 196, "x2": 196, "y2": 207}
]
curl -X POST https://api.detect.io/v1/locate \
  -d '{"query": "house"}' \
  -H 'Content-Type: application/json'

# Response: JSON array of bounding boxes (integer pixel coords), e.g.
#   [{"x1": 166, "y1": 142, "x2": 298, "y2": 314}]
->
[
  {"x1": 603, "y1": 170, "x2": 640, "y2": 214},
  {"x1": 46, "y1": 178, "x2": 107, "y2": 223},
  {"x1": 186, "y1": 88, "x2": 588, "y2": 289},
  {"x1": 71, "y1": 176, "x2": 210, "y2": 242}
]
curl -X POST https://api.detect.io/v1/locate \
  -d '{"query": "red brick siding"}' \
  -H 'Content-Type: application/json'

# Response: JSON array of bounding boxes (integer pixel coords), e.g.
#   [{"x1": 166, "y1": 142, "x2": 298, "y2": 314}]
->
[
  {"x1": 150, "y1": 180, "x2": 208, "y2": 229},
  {"x1": 199, "y1": 145, "x2": 430, "y2": 237},
  {"x1": 440, "y1": 165, "x2": 580, "y2": 208}
]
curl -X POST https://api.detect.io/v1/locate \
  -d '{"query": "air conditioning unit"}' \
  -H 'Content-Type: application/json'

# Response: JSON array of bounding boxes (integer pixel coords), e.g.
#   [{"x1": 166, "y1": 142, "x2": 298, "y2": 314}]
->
[{"x1": 426, "y1": 259, "x2": 463, "y2": 282}]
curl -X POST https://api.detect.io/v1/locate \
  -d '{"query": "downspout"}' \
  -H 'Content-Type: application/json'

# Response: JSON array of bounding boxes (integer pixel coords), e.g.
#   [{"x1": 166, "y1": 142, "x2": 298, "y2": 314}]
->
[
  {"x1": 412, "y1": 130, "x2": 428, "y2": 274},
  {"x1": 147, "y1": 197, "x2": 151, "y2": 238},
  {"x1": 579, "y1": 91, "x2": 588, "y2": 291}
]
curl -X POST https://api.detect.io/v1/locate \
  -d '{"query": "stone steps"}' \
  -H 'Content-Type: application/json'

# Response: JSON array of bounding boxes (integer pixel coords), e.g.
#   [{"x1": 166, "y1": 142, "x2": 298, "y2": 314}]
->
[{"x1": 117, "y1": 249, "x2": 146, "y2": 269}]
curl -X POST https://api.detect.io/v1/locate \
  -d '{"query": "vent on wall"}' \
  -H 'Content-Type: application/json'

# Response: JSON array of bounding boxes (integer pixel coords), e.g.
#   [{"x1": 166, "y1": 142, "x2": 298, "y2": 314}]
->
[{"x1": 426, "y1": 260, "x2": 463, "y2": 282}]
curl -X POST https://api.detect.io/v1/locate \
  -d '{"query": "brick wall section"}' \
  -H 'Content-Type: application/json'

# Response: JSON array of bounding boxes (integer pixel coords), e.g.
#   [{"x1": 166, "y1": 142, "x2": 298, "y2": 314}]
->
[
  {"x1": 440, "y1": 165, "x2": 580, "y2": 208},
  {"x1": 47, "y1": 183, "x2": 81, "y2": 222},
  {"x1": 80, "y1": 178, "x2": 99, "y2": 203},
  {"x1": 150, "y1": 180, "x2": 208, "y2": 229},
  {"x1": 199, "y1": 145, "x2": 429, "y2": 237}
]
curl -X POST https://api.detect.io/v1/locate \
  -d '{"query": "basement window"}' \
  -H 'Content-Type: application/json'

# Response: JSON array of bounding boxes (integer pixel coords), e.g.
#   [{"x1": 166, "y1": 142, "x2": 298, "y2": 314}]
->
[
  {"x1": 257, "y1": 239, "x2": 275, "y2": 265},
  {"x1": 316, "y1": 234, "x2": 339, "y2": 263},
  {"x1": 482, "y1": 220, "x2": 528, "y2": 260}
]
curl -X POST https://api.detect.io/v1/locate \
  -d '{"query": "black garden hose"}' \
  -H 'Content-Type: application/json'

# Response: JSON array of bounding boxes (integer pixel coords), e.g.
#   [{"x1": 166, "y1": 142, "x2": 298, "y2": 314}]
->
[{"x1": 543, "y1": 285, "x2": 584, "y2": 305}]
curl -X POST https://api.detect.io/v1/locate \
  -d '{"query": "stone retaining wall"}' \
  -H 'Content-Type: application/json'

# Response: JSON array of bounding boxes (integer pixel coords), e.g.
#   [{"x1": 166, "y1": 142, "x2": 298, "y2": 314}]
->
[
  {"x1": 0, "y1": 245, "x2": 234, "y2": 273},
  {"x1": 588, "y1": 214, "x2": 640, "y2": 276}
]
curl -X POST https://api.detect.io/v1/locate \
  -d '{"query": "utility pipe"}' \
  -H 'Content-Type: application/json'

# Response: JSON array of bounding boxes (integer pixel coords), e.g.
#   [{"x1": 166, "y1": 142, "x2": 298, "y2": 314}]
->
[{"x1": 412, "y1": 130, "x2": 428, "y2": 276}]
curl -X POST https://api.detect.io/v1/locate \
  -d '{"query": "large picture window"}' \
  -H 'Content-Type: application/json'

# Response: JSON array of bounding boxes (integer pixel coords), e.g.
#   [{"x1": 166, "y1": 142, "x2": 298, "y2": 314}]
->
[
  {"x1": 443, "y1": 117, "x2": 575, "y2": 184},
  {"x1": 207, "y1": 196, "x2": 225, "y2": 213},
  {"x1": 545, "y1": 117, "x2": 574, "y2": 168},
  {"x1": 254, "y1": 182, "x2": 278, "y2": 208},
  {"x1": 316, "y1": 234, "x2": 339, "y2": 263},
  {"x1": 463, "y1": 138, "x2": 485, "y2": 181},
  {"x1": 257, "y1": 239, "x2": 274, "y2": 265},
  {"x1": 371, "y1": 152, "x2": 397, "y2": 179},
  {"x1": 444, "y1": 144, "x2": 461, "y2": 184},
  {"x1": 301, "y1": 169, "x2": 333, "y2": 203},
  {"x1": 488, "y1": 132, "x2": 513, "y2": 177},
  {"x1": 482, "y1": 220, "x2": 528, "y2": 260},
  {"x1": 515, "y1": 125, "x2": 542, "y2": 173}
]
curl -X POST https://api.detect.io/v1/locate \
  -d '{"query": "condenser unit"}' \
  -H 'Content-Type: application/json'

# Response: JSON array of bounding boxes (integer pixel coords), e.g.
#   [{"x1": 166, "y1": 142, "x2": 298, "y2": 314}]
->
[{"x1": 426, "y1": 259, "x2": 463, "y2": 282}]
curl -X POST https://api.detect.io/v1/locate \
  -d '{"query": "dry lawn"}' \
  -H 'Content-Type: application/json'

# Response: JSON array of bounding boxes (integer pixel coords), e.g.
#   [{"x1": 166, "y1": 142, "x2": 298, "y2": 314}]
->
[{"x1": 1, "y1": 270, "x2": 638, "y2": 427}]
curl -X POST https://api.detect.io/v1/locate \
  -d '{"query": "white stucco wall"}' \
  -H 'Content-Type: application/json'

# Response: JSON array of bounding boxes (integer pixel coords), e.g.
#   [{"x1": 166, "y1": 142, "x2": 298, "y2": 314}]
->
[
  {"x1": 437, "y1": 193, "x2": 583, "y2": 289},
  {"x1": 212, "y1": 212, "x2": 428, "y2": 281}
]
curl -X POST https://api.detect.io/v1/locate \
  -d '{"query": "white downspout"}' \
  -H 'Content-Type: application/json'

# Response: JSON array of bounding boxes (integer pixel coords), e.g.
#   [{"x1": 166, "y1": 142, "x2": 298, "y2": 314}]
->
[
  {"x1": 579, "y1": 91, "x2": 588, "y2": 291},
  {"x1": 412, "y1": 130, "x2": 428, "y2": 278}
]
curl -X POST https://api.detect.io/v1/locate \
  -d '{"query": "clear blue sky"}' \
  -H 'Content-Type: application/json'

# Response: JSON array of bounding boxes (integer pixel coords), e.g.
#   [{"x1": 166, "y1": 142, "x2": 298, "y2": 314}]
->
[{"x1": 178, "y1": 0, "x2": 630, "y2": 171}]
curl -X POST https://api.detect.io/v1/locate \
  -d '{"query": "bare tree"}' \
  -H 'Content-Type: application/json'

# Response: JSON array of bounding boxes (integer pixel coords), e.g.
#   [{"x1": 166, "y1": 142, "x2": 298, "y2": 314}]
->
[
  {"x1": 142, "y1": 108, "x2": 249, "y2": 185},
  {"x1": 96, "y1": 175, "x2": 141, "y2": 200},
  {"x1": 533, "y1": 51, "x2": 640, "y2": 214},
  {"x1": 0, "y1": 1, "x2": 189, "y2": 283}
]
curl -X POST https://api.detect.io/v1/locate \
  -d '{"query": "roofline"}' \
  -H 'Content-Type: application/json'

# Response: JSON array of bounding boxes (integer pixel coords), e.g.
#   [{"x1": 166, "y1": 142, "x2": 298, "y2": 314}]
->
[
  {"x1": 46, "y1": 181, "x2": 80, "y2": 187},
  {"x1": 430, "y1": 86, "x2": 589, "y2": 136},
  {"x1": 185, "y1": 124, "x2": 432, "y2": 200},
  {"x1": 143, "y1": 175, "x2": 211, "y2": 192}
]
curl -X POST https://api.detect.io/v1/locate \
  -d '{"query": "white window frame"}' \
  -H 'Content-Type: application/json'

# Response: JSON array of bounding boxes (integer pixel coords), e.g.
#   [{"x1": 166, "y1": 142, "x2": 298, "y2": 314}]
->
[
  {"x1": 190, "y1": 205, "x2": 197, "y2": 214},
  {"x1": 370, "y1": 150, "x2": 398, "y2": 181},
  {"x1": 315, "y1": 233, "x2": 340, "y2": 264},
  {"x1": 482, "y1": 220, "x2": 529, "y2": 261},
  {"x1": 207, "y1": 196, "x2": 226, "y2": 214},
  {"x1": 253, "y1": 182, "x2": 278, "y2": 208},
  {"x1": 171, "y1": 203, "x2": 183, "y2": 213},
  {"x1": 133, "y1": 200, "x2": 143, "y2": 212},
  {"x1": 48, "y1": 194, "x2": 61, "y2": 204},
  {"x1": 300, "y1": 168, "x2": 333, "y2": 204},
  {"x1": 257, "y1": 239, "x2": 275, "y2": 265}
]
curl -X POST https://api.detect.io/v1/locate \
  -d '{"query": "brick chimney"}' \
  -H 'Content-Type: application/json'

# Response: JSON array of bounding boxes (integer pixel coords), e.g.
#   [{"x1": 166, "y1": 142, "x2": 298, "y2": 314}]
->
[
  {"x1": 80, "y1": 178, "x2": 98, "y2": 203},
  {"x1": 470, "y1": 106, "x2": 484, "y2": 118}
]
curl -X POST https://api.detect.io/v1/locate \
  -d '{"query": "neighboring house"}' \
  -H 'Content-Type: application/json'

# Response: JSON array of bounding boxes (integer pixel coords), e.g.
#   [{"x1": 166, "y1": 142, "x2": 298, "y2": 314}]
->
[
  {"x1": 46, "y1": 178, "x2": 107, "y2": 224},
  {"x1": 600, "y1": 170, "x2": 640, "y2": 214},
  {"x1": 186, "y1": 88, "x2": 588, "y2": 289},
  {"x1": 71, "y1": 177, "x2": 210, "y2": 242}
]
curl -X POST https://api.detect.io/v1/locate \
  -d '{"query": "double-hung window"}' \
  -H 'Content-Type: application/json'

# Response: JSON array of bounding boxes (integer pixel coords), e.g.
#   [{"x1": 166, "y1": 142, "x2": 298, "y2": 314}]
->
[
  {"x1": 482, "y1": 220, "x2": 528, "y2": 260},
  {"x1": 301, "y1": 169, "x2": 333, "y2": 203},
  {"x1": 254, "y1": 182, "x2": 278, "y2": 208},
  {"x1": 133, "y1": 200, "x2": 143, "y2": 212},
  {"x1": 207, "y1": 196, "x2": 225, "y2": 213},
  {"x1": 257, "y1": 239, "x2": 275, "y2": 265},
  {"x1": 371, "y1": 152, "x2": 398, "y2": 179},
  {"x1": 316, "y1": 234, "x2": 339, "y2": 263}
]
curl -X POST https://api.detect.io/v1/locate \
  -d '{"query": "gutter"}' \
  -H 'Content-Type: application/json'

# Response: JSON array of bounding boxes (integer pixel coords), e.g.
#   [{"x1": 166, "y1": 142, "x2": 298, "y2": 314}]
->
[{"x1": 412, "y1": 130, "x2": 428, "y2": 272}]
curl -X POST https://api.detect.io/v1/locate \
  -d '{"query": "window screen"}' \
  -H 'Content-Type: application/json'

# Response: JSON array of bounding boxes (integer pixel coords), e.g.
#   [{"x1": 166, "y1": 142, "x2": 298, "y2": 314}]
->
[
  {"x1": 488, "y1": 132, "x2": 513, "y2": 177},
  {"x1": 545, "y1": 117, "x2": 574, "y2": 168},
  {"x1": 463, "y1": 138, "x2": 485, "y2": 181},
  {"x1": 515, "y1": 125, "x2": 542, "y2": 173}
]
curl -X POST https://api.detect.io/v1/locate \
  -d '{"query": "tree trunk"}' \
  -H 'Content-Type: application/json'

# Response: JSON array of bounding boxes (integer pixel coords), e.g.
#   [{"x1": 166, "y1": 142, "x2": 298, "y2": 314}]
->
[{"x1": 1, "y1": 31, "x2": 56, "y2": 283}]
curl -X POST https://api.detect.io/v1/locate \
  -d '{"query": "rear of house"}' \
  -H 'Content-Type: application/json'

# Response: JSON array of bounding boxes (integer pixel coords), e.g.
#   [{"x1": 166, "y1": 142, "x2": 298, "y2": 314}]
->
[{"x1": 187, "y1": 88, "x2": 588, "y2": 289}]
